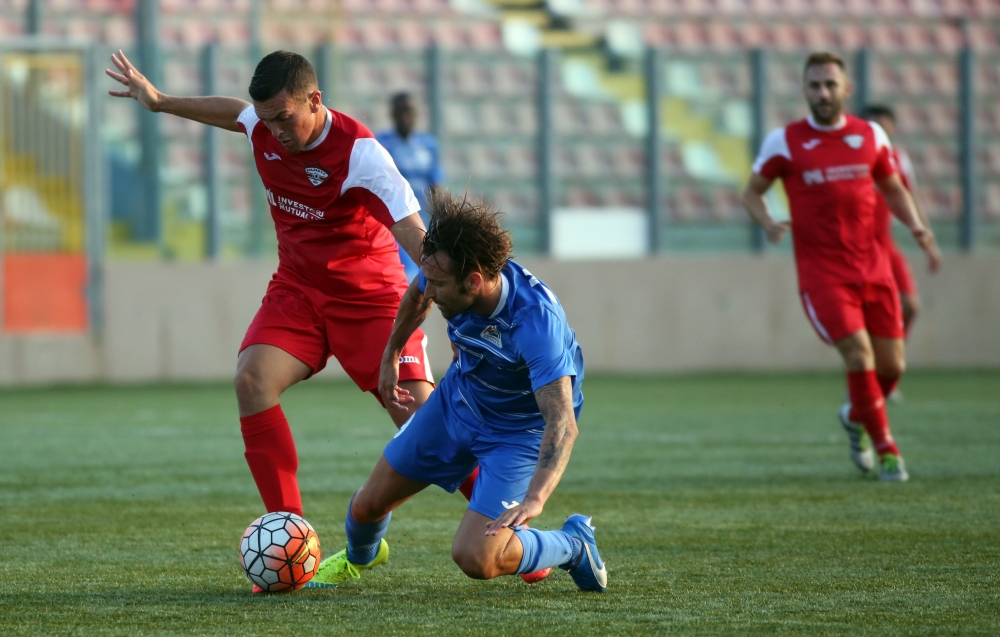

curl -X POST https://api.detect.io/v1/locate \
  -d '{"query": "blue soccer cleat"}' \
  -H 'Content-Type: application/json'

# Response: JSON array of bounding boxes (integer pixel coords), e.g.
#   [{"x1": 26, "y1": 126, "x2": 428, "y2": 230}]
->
[{"x1": 560, "y1": 514, "x2": 607, "y2": 593}]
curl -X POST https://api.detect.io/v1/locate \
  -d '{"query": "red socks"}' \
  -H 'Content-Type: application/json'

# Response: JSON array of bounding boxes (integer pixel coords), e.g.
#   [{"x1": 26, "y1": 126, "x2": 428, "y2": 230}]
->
[
  {"x1": 877, "y1": 374, "x2": 900, "y2": 399},
  {"x1": 240, "y1": 405, "x2": 303, "y2": 517},
  {"x1": 847, "y1": 371, "x2": 899, "y2": 457},
  {"x1": 458, "y1": 467, "x2": 479, "y2": 501}
]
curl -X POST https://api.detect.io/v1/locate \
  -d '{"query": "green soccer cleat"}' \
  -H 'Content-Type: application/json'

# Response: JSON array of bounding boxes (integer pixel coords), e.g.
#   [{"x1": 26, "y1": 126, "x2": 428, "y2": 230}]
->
[
  {"x1": 304, "y1": 539, "x2": 389, "y2": 588},
  {"x1": 839, "y1": 403, "x2": 875, "y2": 473},
  {"x1": 879, "y1": 453, "x2": 909, "y2": 482}
]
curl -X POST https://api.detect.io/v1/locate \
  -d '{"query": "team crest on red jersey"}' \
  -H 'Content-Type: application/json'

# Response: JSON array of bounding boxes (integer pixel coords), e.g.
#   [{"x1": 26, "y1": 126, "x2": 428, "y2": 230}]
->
[
  {"x1": 481, "y1": 325, "x2": 502, "y2": 347},
  {"x1": 843, "y1": 134, "x2": 865, "y2": 149},
  {"x1": 305, "y1": 163, "x2": 329, "y2": 186}
]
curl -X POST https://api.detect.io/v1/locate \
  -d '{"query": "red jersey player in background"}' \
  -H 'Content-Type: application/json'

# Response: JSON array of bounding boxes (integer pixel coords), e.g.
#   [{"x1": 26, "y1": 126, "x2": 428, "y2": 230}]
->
[
  {"x1": 105, "y1": 51, "x2": 528, "y2": 586},
  {"x1": 741, "y1": 52, "x2": 938, "y2": 482},
  {"x1": 863, "y1": 104, "x2": 941, "y2": 351}
]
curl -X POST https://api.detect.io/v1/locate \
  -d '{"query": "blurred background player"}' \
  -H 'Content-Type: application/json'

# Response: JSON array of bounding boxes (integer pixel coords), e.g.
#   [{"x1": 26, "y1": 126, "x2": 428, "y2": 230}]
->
[
  {"x1": 863, "y1": 104, "x2": 942, "y2": 349},
  {"x1": 376, "y1": 93, "x2": 445, "y2": 281},
  {"x1": 305, "y1": 191, "x2": 605, "y2": 593},
  {"x1": 741, "y1": 52, "x2": 938, "y2": 482}
]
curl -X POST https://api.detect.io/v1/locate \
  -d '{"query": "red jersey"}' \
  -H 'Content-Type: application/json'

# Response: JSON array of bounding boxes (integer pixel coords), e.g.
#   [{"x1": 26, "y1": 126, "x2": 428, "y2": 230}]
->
[
  {"x1": 753, "y1": 115, "x2": 897, "y2": 290},
  {"x1": 873, "y1": 145, "x2": 917, "y2": 250},
  {"x1": 237, "y1": 106, "x2": 420, "y2": 297}
]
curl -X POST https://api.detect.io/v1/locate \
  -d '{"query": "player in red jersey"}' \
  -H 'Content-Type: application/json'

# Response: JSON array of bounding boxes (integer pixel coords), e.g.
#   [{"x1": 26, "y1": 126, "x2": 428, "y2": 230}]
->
[
  {"x1": 863, "y1": 104, "x2": 941, "y2": 344},
  {"x1": 105, "y1": 51, "x2": 495, "y2": 559},
  {"x1": 741, "y1": 53, "x2": 938, "y2": 482}
]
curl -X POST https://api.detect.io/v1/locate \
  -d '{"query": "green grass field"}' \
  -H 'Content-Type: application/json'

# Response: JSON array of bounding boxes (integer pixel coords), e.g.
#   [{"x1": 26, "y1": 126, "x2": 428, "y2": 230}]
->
[{"x1": 1, "y1": 372, "x2": 998, "y2": 636}]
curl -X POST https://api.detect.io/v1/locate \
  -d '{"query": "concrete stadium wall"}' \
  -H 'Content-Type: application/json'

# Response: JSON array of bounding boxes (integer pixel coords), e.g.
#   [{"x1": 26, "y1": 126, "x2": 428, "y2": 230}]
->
[{"x1": 0, "y1": 255, "x2": 998, "y2": 386}]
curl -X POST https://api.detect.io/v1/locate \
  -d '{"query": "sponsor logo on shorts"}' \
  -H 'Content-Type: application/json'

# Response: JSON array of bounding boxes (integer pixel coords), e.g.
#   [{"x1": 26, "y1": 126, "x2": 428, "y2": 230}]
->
[
  {"x1": 305, "y1": 163, "x2": 329, "y2": 186},
  {"x1": 502, "y1": 500, "x2": 520, "y2": 510},
  {"x1": 399, "y1": 355, "x2": 420, "y2": 364},
  {"x1": 481, "y1": 325, "x2": 502, "y2": 347}
]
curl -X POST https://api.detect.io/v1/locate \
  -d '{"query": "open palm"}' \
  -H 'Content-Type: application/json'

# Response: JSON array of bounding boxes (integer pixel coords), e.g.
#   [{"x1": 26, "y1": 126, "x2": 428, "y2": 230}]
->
[{"x1": 106, "y1": 49, "x2": 160, "y2": 111}]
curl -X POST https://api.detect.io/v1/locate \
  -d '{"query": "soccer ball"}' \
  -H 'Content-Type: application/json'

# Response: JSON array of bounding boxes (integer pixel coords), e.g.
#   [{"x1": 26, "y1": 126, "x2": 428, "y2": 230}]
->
[{"x1": 239, "y1": 512, "x2": 322, "y2": 592}]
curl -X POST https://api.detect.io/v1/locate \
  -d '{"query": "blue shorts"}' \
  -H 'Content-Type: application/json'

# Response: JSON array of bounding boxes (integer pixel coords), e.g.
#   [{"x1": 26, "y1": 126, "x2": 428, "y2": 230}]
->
[{"x1": 383, "y1": 381, "x2": 548, "y2": 521}]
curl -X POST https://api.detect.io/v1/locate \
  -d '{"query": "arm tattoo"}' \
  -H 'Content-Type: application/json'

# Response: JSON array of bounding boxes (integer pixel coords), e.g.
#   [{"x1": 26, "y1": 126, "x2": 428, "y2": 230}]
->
[{"x1": 534, "y1": 378, "x2": 577, "y2": 470}]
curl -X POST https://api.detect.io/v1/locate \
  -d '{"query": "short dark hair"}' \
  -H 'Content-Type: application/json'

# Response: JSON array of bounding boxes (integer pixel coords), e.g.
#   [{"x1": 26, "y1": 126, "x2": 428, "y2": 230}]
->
[
  {"x1": 390, "y1": 92, "x2": 412, "y2": 109},
  {"x1": 804, "y1": 51, "x2": 846, "y2": 76},
  {"x1": 422, "y1": 190, "x2": 513, "y2": 283},
  {"x1": 863, "y1": 104, "x2": 896, "y2": 121},
  {"x1": 248, "y1": 51, "x2": 317, "y2": 102}
]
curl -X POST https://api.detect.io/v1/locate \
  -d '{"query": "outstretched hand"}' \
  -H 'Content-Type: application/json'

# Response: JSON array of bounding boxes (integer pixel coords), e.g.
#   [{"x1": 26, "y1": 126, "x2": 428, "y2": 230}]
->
[
  {"x1": 484, "y1": 498, "x2": 543, "y2": 536},
  {"x1": 378, "y1": 352, "x2": 416, "y2": 414},
  {"x1": 106, "y1": 50, "x2": 161, "y2": 111}
]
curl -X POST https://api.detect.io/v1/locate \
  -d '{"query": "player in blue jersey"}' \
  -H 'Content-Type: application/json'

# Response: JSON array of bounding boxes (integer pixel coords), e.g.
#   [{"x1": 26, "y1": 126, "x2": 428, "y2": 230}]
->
[
  {"x1": 377, "y1": 93, "x2": 445, "y2": 280},
  {"x1": 306, "y1": 191, "x2": 606, "y2": 592}
]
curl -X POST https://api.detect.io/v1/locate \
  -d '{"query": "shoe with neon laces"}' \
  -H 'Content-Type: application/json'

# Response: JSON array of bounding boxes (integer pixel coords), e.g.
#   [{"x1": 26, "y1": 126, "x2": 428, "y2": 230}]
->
[
  {"x1": 559, "y1": 514, "x2": 607, "y2": 593},
  {"x1": 879, "y1": 453, "x2": 909, "y2": 482},
  {"x1": 839, "y1": 403, "x2": 875, "y2": 473},
  {"x1": 303, "y1": 538, "x2": 389, "y2": 588}
]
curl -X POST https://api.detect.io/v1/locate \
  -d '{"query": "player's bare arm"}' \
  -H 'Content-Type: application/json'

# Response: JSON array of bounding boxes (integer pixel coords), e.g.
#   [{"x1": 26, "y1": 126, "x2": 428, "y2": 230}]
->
[
  {"x1": 378, "y1": 278, "x2": 434, "y2": 412},
  {"x1": 486, "y1": 376, "x2": 579, "y2": 535},
  {"x1": 741, "y1": 173, "x2": 790, "y2": 244},
  {"x1": 889, "y1": 177, "x2": 942, "y2": 273},
  {"x1": 106, "y1": 50, "x2": 247, "y2": 132},
  {"x1": 877, "y1": 174, "x2": 938, "y2": 259},
  {"x1": 389, "y1": 214, "x2": 428, "y2": 267}
]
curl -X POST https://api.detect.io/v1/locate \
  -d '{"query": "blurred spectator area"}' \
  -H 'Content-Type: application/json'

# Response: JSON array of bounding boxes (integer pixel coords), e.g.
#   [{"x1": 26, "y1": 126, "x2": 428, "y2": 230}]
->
[{"x1": 1, "y1": 0, "x2": 998, "y2": 256}]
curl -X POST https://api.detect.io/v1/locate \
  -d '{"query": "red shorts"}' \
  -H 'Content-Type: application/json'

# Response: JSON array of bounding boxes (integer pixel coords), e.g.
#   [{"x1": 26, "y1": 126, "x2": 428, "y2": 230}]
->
[
  {"x1": 240, "y1": 275, "x2": 432, "y2": 393},
  {"x1": 888, "y1": 247, "x2": 917, "y2": 296},
  {"x1": 800, "y1": 281, "x2": 905, "y2": 345}
]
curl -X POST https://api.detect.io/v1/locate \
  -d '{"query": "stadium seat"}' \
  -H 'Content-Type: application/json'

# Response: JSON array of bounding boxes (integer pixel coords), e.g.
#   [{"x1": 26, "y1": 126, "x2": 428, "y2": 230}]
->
[
  {"x1": 565, "y1": 185, "x2": 602, "y2": 207},
  {"x1": 980, "y1": 182, "x2": 1000, "y2": 219},
  {"x1": 932, "y1": 22, "x2": 964, "y2": 52}
]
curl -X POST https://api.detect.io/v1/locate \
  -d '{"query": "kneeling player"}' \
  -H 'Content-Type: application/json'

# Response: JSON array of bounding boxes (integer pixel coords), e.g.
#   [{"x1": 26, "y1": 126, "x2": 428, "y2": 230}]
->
[{"x1": 307, "y1": 192, "x2": 606, "y2": 592}]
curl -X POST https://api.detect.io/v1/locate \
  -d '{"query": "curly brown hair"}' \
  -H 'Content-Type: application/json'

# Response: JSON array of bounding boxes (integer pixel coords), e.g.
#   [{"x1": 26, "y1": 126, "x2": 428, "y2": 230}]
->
[{"x1": 422, "y1": 190, "x2": 513, "y2": 283}]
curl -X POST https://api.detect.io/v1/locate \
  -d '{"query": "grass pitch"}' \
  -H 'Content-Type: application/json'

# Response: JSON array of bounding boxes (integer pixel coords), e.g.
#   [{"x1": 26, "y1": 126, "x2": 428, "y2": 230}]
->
[{"x1": 0, "y1": 372, "x2": 998, "y2": 636}]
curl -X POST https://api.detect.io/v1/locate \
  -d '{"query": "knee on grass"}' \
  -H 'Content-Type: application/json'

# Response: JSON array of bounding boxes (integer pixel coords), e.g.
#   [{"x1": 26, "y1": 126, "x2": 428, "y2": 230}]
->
[{"x1": 451, "y1": 546, "x2": 504, "y2": 580}]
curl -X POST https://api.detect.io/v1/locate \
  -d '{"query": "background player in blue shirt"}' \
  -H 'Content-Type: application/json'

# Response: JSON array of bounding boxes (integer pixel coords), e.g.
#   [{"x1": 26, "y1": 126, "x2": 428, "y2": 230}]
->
[
  {"x1": 377, "y1": 93, "x2": 445, "y2": 280},
  {"x1": 306, "y1": 190, "x2": 607, "y2": 593}
]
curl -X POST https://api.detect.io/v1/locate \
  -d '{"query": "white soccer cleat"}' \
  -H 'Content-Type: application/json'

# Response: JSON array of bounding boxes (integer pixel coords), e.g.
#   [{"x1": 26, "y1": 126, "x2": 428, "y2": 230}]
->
[
  {"x1": 879, "y1": 454, "x2": 909, "y2": 482},
  {"x1": 838, "y1": 403, "x2": 875, "y2": 473}
]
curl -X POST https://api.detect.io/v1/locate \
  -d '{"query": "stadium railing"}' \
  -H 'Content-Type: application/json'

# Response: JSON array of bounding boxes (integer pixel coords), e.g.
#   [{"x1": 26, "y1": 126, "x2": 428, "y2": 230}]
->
[{"x1": 0, "y1": 39, "x2": 106, "y2": 335}]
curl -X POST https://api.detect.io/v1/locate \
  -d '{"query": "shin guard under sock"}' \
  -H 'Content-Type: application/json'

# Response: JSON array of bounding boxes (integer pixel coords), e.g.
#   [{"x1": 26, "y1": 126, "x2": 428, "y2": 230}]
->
[
  {"x1": 514, "y1": 527, "x2": 582, "y2": 574},
  {"x1": 847, "y1": 370, "x2": 900, "y2": 457},
  {"x1": 345, "y1": 498, "x2": 391, "y2": 566},
  {"x1": 240, "y1": 405, "x2": 302, "y2": 517}
]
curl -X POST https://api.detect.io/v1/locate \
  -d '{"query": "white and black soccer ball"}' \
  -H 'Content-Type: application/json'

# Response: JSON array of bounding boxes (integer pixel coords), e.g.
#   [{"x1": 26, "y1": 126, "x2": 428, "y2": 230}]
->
[{"x1": 239, "y1": 512, "x2": 321, "y2": 592}]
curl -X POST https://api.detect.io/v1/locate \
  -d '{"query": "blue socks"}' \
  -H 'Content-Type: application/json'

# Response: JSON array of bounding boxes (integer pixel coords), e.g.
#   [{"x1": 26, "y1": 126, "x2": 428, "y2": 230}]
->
[
  {"x1": 513, "y1": 528, "x2": 583, "y2": 574},
  {"x1": 345, "y1": 499, "x2": 391, "y2": 566}
]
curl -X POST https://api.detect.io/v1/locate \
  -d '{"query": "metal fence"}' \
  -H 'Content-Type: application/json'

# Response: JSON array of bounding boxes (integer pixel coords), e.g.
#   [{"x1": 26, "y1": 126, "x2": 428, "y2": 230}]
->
[
  {"x1": 99, "y1": 41, "x2": 991, "y2": 261},
  {"x1": 0, "y1": 41, "x2": 104, "y2": 335},
  {"x1": 1, "y1": 37, "x2": 994, "y2": 291}
]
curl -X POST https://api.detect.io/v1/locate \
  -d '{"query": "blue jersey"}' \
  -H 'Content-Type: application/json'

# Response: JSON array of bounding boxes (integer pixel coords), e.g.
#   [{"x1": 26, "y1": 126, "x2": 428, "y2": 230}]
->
[
  {"x1": 375, "y1": 129, "x2": 444, "y2": 215},
  {"x1": 417, "y1": 259, "x2": 584, "y2": 433}
]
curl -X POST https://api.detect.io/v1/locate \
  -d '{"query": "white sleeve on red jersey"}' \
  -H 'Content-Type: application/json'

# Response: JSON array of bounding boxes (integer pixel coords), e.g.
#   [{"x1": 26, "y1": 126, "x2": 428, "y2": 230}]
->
[
  {"x1": 867, "y1": 120, "x2": 897, "y2": 180},
  {"x1": 868, "y1": 120, "x2": 892, "y2": 151},
  {"x1": 896, "y1": 147, "x2": 918, "y2": 189},
  {"x1": 237, "y1": 106, "x2": 260, "y2": 153},
  {"x1": 340, "y1": 138, "x2": 421, "y2": 224},
  {"x1": 751, "y1": 127, "x2": 790, "y2": 177}
]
